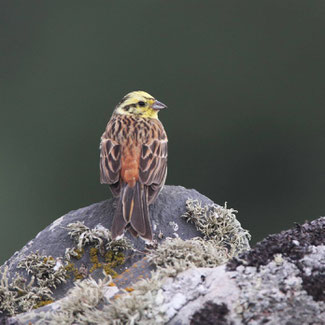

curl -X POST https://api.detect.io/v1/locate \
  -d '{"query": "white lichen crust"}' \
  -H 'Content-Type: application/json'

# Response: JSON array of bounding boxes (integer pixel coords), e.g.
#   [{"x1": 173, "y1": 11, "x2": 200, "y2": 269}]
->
[{"x1": 231, "y1": 249, "x2": 325, "y2": 325}]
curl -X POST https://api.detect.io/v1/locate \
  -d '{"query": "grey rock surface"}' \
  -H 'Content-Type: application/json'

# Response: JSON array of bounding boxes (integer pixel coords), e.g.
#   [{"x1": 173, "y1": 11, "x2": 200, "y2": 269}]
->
[
  {"x1": 4, "y1": 186, "x2": 323, "y2": 325},
  {"x1": 11, "y1": 217, "x2": 324, "y2": 325},
  {"x1": 0, "y1": 186, "x2": 212, "y2": 303}
]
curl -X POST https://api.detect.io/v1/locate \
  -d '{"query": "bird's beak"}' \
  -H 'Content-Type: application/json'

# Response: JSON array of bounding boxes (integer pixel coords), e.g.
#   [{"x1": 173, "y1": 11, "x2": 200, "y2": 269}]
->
[{"x1": 152, "y1": 100, "x2": 167, "y2": 110}]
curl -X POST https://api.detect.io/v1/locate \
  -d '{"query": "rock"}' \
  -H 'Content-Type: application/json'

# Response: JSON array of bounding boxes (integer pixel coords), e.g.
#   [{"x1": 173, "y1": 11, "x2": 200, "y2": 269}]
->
[
  {"x1": 0, "y1": 186, "x2": 223, "y2": 322},
  {"x1": 5, "y1": 185, "x2": 323, "y2": 324},
  {"x1": 178, "y1": 217, "x2": 325, "y2": 325},
  {"x1": 8, "y1": 217, "x2": 324, "y2": 325}
]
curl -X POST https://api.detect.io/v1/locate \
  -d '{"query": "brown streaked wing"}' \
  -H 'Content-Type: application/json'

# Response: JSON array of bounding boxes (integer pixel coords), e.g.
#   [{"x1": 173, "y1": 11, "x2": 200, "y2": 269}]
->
[
  {"x1": 139, "y1": 135, "x2": 168, "y2": 204},
  {"x1": 100, "y1": 137, "x2": 122, "y2": 196}
]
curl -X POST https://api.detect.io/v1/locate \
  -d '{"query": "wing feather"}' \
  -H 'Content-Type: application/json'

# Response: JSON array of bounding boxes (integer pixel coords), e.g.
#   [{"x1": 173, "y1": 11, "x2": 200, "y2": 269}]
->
[
  {"x1": 100, "y1": 135, "x2": 122, "y2": 196},
  {"x1": 139, "y1": 137, "x2": 168, "y2": 204}
]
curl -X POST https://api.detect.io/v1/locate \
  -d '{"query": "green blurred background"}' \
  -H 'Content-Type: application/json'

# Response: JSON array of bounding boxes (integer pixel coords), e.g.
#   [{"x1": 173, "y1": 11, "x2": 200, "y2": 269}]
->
[{"x1": 1, "y1": 1, "x2": 324, "y2": 264}]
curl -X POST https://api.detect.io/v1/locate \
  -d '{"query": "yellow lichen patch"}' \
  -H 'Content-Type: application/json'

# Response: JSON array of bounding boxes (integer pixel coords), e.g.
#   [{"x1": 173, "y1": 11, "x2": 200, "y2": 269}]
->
[
  {"x1": 43, "y1": 256, "x2": 54, "y2": 263},
  {"x1": 73, "y1": 248, "x2": 85, "y2": 260},
  {"x1": 104, "y1": 250, "x2": 114, "y2": 263},
  {"x1": 125, "y1": 287, "x2": 134, "y2": 292},
  {"x1": 34, "y1": 300, "x2": 54, "y2": 309},
  {"x1": 65, "y1": 263, "x2": 84, "y2": 280},
  {"x1": 90, "y1": 247, "x2": 99, "y2": 263},
  {"x1": 89, "y1": 247, "x2": 102, "y2": 273},
  {"x1": 113, "y1": 252, "x2": 125, "y2": 266},
  {"x1": 103, "y1": 264, "x2": 118, "y2": 278},
  {"x1": 89, "y1": 248, "x2": 126, "y2": 275},
  {"x1": 108, "y1": 282, "x2": 116, "y2": 287},
  {"x1": 104, "y1": 251, "x2": 125, "y2": 266}
]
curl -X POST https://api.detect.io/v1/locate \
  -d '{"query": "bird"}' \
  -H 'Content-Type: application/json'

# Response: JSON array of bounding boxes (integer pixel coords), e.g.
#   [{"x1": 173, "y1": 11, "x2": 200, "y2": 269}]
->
[{"x1": 100, "y1": 91, "x2": 168, "y2": 241}]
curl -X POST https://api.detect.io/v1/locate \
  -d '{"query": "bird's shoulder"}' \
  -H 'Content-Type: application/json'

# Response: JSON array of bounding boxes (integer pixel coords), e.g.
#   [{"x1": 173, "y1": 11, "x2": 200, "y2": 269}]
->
[{"x1": 101, "y1": 114, "x2": 167, "y2": 144}]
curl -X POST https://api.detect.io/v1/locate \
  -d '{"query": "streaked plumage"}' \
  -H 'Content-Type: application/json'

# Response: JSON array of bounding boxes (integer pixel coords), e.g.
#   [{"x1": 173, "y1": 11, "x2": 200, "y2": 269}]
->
[{"x1": 100, "y1": 91, "x2": 168, "y2": 241}]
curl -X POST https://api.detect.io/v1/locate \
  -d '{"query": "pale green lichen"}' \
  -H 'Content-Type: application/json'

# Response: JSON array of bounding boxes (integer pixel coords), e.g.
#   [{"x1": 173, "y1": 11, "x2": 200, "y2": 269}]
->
[
  {"x1": 99, "y1": 272, "x2": 168, "y2": 325},
  {"x1": 182, "y1": 199, "x2": 251, "y2": 255},
  {"x1": 34, "y1": 274, "x2": 114, "y2": 325},
  {"x1": 65, "y1": 222, "x2": 133, "y2": 259},
  {"x1": 148, "y1": 237, "x2": 230, "y2": 277},
  {"x1": 106, "y1": 237, "x2": 133, "y2": 252},
  {"x1": 18, "y1": 252, "x2": 67, "y2": 289},
  {"x1": 148, "y1": 199, "x2": 250, "y2": 276},
  {"x1": 37, "y1": 272, "x2": 167, "y2": 325},
  {"x1": 0, "y1": 251, "x2": 68, "y2": 316}
]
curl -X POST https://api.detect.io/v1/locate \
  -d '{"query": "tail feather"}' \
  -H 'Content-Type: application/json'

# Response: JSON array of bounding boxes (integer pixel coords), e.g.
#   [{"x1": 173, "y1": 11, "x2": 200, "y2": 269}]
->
[
  {"x1": 111, "y1": 196, "x2": 127, "y2": 239},
  {"x1": 122, "y1": 185, "x2": 136, "y2": 223},
  {"x1": 111, "y1": 182, "x2": 152, "y2": 241}
]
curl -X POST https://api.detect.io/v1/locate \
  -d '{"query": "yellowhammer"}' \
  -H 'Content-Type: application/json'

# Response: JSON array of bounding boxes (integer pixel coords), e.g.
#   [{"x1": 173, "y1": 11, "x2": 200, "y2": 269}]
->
[{"x1": 100, "y1": 91, "x2": 168, "y2": 241}]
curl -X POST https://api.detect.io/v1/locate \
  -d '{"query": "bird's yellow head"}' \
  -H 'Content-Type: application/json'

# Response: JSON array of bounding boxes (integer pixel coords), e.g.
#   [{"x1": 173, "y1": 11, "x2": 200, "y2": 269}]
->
[{"x1": 114, "y1": 91, "x2": 167, "y2": 119}]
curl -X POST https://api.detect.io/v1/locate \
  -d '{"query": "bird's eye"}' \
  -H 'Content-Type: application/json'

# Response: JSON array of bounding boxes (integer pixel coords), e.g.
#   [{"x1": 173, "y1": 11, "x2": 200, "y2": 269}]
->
[{"x1": 138, "y1": 101, "x2": 146, "y2": 107}]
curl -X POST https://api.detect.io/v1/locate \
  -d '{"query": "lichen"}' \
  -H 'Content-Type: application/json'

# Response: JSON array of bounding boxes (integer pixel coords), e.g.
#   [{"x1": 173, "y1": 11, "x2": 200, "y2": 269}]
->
[
  {"x1": 191, "y1": 302, "x2": 229, "y2": 325},
  {"x1": 89, "y1": 247, "x2": 124, "y2": 278},
  {"x1": 0, "y1": 251, "x2": 69, "y2": 316},
  {"x1": 18, "y1": 252, "x2": 67, "y2": 288},
  {"x1": 34, "y1": 300, "x2": 54, "y2": 309},
  {"x1": 66, "y1": 222, "x2": 110, "y2": 251},
  {"x1": 34, "y1": 274, "x2": 114, "y2": 325},
  {"x1": 64, "y1": 263, "x2": 84, "y2": 281},
  {"x1": 233, "y1": 257, "x2": 325, "y2": 324},
  {"x1": 1, "y1": 220, "x2": 134, "y2": 318},
  {"x1": 147, "y1": 199, "x2": 250, "y2": 277},
  {"x1": 182, "y1": 199, "x2": 251, "y2": 255},
  {"x1": 148, "y1": 237, "x2": 230, "y2": 276},
  {"x1": 102, "y1": 265, "x2": 118, "y2": 278},
  {"x1": 18, "y1": 199, "x2": 250, "y2": 324},
  {"x1": 89, "y1": 247, "x2": 102, "y2": 273},
  {"x1": 106, "y1": 237, "x2": 133, "y2": 252},
  {"x1": 65, "y1": 222, "x2": 133, "y2": 260}
]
